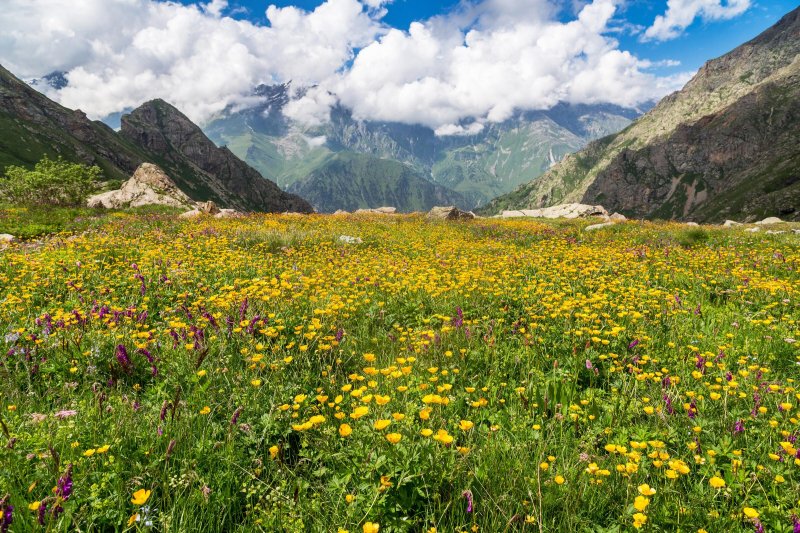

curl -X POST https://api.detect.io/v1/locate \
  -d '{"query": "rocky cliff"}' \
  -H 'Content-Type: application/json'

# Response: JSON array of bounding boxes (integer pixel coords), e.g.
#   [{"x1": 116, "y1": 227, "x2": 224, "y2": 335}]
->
[
  {"x1": 480, "y1": 7, "x2": 800, "y2": 222},
  {"x1": 120, "y1": 100, "x2": 312, "y2": 213}
]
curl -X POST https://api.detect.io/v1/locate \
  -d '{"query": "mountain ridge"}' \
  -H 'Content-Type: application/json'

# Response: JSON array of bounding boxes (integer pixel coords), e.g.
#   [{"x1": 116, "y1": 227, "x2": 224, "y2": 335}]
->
[
  {"x1": 0, "y1": 65, "x2": 312, "y2": 213},
  {"x1": 478, "y1": 6, "x2": 800, "y2": 221}
]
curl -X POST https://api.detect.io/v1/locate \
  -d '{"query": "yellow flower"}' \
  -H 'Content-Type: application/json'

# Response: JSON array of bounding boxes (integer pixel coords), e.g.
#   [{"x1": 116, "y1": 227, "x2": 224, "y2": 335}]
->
[
  {"x1": 199, "y1": 406, "x2": 211, "y2": 415},
  {"x1": 433, "y1": 429, "x2": 453, "y2": 444},
  {"x1": 28, "y1": 501, "x2": 41, "y2": 511},
  {"x1": 539, "y1": 462, "x2": 549, "y2": 470},
  {"x1": 554, "y1": 475, "x2": 565, "y2": 485},
  {"x1": 363, "y1": 522, "x2": 380, "y2": 533},
  {"x1": 637, "y1": 484, "x2": 656, "y2": 496},
  {"x1": 250, "y1": 379, "x2": 262, "y2": 387},
  {"x1": 743, "y1": 507, "x2": 759, "y2": 519},
  {"x1": 632, "y1": 513, "x2": 647, "y2": 529},
  {"x1": 373, "y1": 419, "x2": 391, "y2": 431},
  {"x1": 633, "y1": 496, "x2": 650, "y2": 512},
  {"x1": 385, "y1": 433, "x2": 402, "y2": 444},
  {"x1": 420, "y1": 428, "x2": 433, "y2": 437},
  {"x1": 131, "y1": 488, "x2": 151, "y2": 506},
  {"x1": 459, "y1": 420, "x2": 474, "y2": 431},
  {"x1": 345, "y1": 494, "x2": 355, "y2": 503},
  {"x1": 269, "y1": 445, "x2": 279, "y2": 459},
  {"x1": 709, "y1": 476, "x2": 725, "y2": 488},
  {"x1": 350, "y1": 406, "x2": 369, "y2": 419},
  {"x1": 339, "y1": 423, "x2": 353, "y2": 437},
  {"x1": 83, "y1": 448, "x2": 96, "y2": 457},
  {"x1": 128, "y1": 513, "x2": 140, "y2": 527},
  {"x1": 774, "y1": 474, "x2": 785, "y2": 483},
  {"x1": 196, "y1": 370, "x2": 207, "y2": 377},
  {"x1": 96, "y1": 444, "x2": 110, "y2": 454}
]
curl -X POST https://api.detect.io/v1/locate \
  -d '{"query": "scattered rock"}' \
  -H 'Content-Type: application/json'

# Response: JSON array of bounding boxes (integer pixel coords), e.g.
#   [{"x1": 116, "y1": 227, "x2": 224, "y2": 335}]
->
[
  {"x1": 87, "y1": 163, "x2": 194, "y2": 209},
  {"x1": 197, "y1": 201, "x2": 220, "y2": 215},
  {"x1": 609, "y1": 213, "x2": 627, "y2": 222},
  {"x1": 214, "y1": 209, "x2": 243, "y2": 219},
  {"x1": 339, "y1": 235, "x2": 363, "y2": 244},
  {"x1": 584, "y1": 222, "x2": 615, "y2": 232},
  {"x1": 501, "y1": 203, "x2": 608, "y2": 219},
  {"x1": 354, "y1": 207, "x2": 397, "y2": 215},
  {"x1": 722, "y1": 220, "x2": 742, "y2": 227},
  {"x1": 684, "y1": 222, "x2": 700, "y2": 226},
  {"x1": 755, "y1": 217, "x2": 783, "y2": 225},
  {"x1": 745, "y1": 227, "x2": 761, "y2": 233},
  {"x1": 333, "y1": 210, "x2": 349, "y2": 215},
  {"x1": 766, "y1": 230, "x2": 786, "y2": 235},
  {"x1": 427, "y1": 206, "x2": 475, "y2": 220},
  {"x1": 179, "y1": 209, "x2": 201, "y2": 218},
  {"x1": 0, "y1": 234, "x2": 16, "y2": 244}
]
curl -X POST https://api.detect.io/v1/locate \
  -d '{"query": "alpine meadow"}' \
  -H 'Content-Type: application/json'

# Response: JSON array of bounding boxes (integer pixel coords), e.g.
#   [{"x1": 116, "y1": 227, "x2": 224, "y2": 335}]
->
[{"x1": 1, "y1": 1, "x2": 799, "y2": 532}]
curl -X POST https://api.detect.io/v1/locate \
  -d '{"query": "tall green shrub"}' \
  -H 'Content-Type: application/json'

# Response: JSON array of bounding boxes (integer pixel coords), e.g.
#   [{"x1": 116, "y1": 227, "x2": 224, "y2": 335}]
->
[{"x1": 1, "y1": 156, "x2": 102, "y2": 207}]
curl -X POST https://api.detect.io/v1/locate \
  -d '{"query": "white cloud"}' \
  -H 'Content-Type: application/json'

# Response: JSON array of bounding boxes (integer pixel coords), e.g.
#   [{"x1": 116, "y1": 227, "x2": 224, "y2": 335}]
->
[
  {"x1": 0, "y1": 0, "x2": 690, "y2": 131},
  {"x1": 643, "y1": 0, "x2": 751, "y2": 41},
  {"x1": 0, "y1": 0, "x2": 384, "y2": 123}
]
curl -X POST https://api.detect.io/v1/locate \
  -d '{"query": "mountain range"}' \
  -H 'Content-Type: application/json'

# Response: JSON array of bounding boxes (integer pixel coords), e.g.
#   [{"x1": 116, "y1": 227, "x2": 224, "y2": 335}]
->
[
  {"x1": 480, "y1": 6, "x2": 800, "y2": 222},
  {"x1": 1, "y1": 6, "x2": 798, "y2": 221},
  {"x1": 204, "y1": 88, "x2": 646, "y2": 212},
  {"x1": 0, "y1": 64, "x2": 311, "y2": 213}
]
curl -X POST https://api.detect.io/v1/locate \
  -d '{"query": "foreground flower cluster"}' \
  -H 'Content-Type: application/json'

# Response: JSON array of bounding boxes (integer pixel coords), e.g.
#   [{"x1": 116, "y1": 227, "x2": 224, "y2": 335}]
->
[{"x1": 0, "y1": 213, "x2": 798, "y2": 531}]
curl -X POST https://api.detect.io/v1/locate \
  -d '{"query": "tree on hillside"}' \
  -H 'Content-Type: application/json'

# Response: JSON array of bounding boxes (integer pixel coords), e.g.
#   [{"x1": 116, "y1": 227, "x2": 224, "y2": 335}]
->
[{"x1": 0, "y1": 156, "x2": 102, "y2": 207}]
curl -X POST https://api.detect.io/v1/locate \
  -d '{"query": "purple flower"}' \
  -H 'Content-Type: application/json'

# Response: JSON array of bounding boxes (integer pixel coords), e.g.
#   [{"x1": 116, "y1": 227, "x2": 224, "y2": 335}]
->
[
  {"x1": 585, "y1": 359, "x2": 593, "y2": 370},
  {"x1": 57, "y1": 464, "x2": 73, "y2": 500},
  {"x1": 116, "y1": 344, "x2": 132, "y2": 373},
  {"x1": 231, "y1": 407, "x2": 243, "y2": 426},
  {"x1": 37, "y1": 502, "x2": 47, "y2": 525},
  {"x1": 663, "y1": 394, "x2": 674, "y2": 415},
  {"x1": 461, "y1": 489, "x2": 473, "y2": 513},
  {"x1": 239, "y1": 298, "x2": 249, "y2": 321},
  {"x1": 733, "y1": 420, "x2": 745, "y2": 434},
  {"x1": 628, "y1": 339, "x2": 639, "y2": 350},
  {"x1": 335, "y1": 329, "x2": 344, "y2": 342},
  {"x1": 452, "y1": 307, "x2": 464, "y2": 329},
  {"x1": 0, "y1": 495, "x2": 12, "y2": 533}
]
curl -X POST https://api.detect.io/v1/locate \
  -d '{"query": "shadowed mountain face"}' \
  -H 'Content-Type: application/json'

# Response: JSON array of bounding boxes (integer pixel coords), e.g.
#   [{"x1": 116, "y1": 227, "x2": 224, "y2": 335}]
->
[
  {"x1": 0, "y1": 65, "x2": 312, "y2": 213},
  {"x1": 479, "y1": 7, "x2": 800, "y2": 222},
  {"x1": 286, "y1": 152, "x2": 468, "y2": 213},
  {"x1": 205, "y1": 86, "x2": 646, "y2": 210}
]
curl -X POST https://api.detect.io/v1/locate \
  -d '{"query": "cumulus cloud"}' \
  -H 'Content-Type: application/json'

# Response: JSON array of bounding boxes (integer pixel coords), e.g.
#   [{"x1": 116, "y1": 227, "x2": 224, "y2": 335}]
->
[
  {"x1": 643, "y1": 0, "x2": 751, "y2": 41},
  {"x1": 0, "y1": 0, "x2": 692, "y2": 131},
  {"x1": 289, "y1": 0, "x2": 690, "y2": 132},
  {"x1": 0, "y1": 0, "x2": 383, "y2": 122}
]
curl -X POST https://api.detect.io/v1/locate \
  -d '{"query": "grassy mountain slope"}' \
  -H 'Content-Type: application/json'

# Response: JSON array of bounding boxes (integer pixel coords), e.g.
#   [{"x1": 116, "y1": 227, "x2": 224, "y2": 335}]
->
[{"x1": 286, "y1": 153, "x2": 468, "y2": 213}]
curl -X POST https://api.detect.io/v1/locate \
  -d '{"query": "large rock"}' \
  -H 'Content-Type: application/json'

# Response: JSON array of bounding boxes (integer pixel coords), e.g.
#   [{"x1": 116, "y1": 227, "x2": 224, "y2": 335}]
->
[
  {"x1": 722, "y1": 220, "x2": 742, "y2": 227},
  {"x1": 88, "y1": 163, "x2": 193, "y2": 209},
  {"x1": 501, "y1": 203, "x2": 608, "y2": 219},
  {"x1": 755, "y1": 216, "x2": 784, "y2": 225},
  {"x1": 427, "y1": 206, "x2": 475, "y2": 220},
  {"x1": 354, "y1": 207, "x2": 397, "y2": 215}
]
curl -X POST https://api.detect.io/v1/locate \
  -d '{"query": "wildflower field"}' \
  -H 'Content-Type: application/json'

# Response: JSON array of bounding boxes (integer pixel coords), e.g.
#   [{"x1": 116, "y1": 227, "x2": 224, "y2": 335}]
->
[{"x1": 0, "y1": 213, "x2": 799, "y2": 532}]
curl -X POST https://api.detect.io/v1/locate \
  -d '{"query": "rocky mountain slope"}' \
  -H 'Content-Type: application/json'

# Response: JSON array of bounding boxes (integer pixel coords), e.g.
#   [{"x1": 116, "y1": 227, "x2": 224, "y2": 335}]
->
[
  {"x1": 287, "y1": 152, "x2": 467, "y2": 213},
  {"x1": 0, "y1": 64, "x2": 311, "y2": 213},
  {"x1": 205, "y1": 86, "x2": 643, "y2": 209},
  {"x1": 480, "y1": 7, "x2": 800, "y2": 222},
  {"x1": 119, "y1": 100, "x2": 311, "y2": 212}
]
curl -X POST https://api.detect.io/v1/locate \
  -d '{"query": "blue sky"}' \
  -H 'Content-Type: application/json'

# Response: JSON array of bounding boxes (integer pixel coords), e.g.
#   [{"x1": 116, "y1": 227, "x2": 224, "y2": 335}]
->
[
  {"x1": 1, "y1": 0, "x2": 795, "y2": 129},
  {"x1": 209, "y1": 0, "x2": 796, "y2": 76}
]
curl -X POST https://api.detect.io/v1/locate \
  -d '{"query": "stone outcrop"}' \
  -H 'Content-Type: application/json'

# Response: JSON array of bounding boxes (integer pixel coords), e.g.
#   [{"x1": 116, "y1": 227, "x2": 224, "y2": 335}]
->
[
  {"x1": 500, "y1": 203, "x2": 608, "y2": 219},
  {"x1": 427, "y1": 206, "x2": 475, "y2": 220},
  {"x1": 354, "y1": 207, "x2": 397, "y2": 215},
  {"x1": 87, "y1": 163, "x2": 193, "y2": 209}
]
